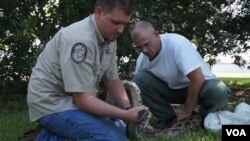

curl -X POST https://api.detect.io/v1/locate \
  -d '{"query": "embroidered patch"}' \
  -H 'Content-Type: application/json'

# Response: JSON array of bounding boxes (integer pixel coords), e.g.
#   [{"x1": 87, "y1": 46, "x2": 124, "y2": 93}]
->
[{"x1": 71, "y1": 43, "x2": 87, "y2": 63}]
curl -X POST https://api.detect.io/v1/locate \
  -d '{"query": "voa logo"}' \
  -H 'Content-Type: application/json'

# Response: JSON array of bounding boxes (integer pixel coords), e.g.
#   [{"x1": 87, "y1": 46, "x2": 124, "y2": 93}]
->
[{"x1": 226, "y1": 129, "x2": 246, "y2": 136}]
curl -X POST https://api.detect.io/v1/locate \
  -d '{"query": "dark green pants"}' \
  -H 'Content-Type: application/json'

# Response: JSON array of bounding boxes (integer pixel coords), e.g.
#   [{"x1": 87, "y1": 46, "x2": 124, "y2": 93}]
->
[{"x1": 132, "y1": 71, "x2": 231, "y2": 123}]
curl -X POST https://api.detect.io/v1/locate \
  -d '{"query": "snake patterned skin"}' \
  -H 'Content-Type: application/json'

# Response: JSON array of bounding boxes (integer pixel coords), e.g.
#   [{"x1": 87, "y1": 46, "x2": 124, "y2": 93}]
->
[
  {"x1": 165, "y1": 112, "x2": 201, "y2": 137},
  {"x1": 122, "y1": 80, "x2": 157, "y2": 137},
  {"x1": 122, "y1": 80, "x2": 142, "y2": 107}
]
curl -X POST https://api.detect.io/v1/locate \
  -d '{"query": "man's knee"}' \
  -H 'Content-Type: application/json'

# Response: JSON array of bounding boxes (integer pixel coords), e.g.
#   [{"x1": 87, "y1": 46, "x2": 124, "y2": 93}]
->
[
  {"x1": 200, "y1": 79, "x2": 231, "y2": 110},
  {"x1": 133, "y1": 71, "x2": 149, "y2": 83},
  {"x1": 202, "y1": 80, "x2": 231, "y2": 99},
  {"x1": 211, "y1": 81, "x2": 230, "y2": 101},
  {"x1": 133, "y1": 71, "x2": 160, "y2": 87}
]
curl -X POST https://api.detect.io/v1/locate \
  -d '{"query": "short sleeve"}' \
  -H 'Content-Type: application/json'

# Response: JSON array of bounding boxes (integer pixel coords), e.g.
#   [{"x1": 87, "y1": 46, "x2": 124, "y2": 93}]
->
[
  {"x1": 174, "y1": 36, "x2": 201, "y2": 76},
  {"x1": 59, "y1": 32, "x2": 97, "y2": 94},
  {"x1": 135, "y1": 53, "x2": 144, "y2": 74}
]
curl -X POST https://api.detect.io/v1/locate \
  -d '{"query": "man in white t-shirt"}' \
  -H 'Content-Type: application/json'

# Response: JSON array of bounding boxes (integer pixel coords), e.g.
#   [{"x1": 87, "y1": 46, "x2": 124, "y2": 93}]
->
[{"x1": 130, "y1": 21, "x2": 231, "y2": 128}]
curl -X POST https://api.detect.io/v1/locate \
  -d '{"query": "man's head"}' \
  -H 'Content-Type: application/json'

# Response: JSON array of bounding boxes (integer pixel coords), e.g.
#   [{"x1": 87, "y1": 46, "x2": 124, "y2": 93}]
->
[
  {"x1": 95, "y1": 0, "x2": 134, "y2": 42},
  {"x1": 130, "y1": 21, "x2": 161, "y2": 60}
]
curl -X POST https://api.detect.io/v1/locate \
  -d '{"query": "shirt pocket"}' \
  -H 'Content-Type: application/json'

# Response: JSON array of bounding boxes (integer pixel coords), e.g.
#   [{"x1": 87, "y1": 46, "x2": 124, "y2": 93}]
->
[
  {"x1": 93, "y1": 62, "x2": 100, "y2": 76},
  {"x1": 100, "y1": 51, "x2": 112, "y2": 71},
  {"x1": 101, "y1": 59, "x2": 110, "y2": 72}
]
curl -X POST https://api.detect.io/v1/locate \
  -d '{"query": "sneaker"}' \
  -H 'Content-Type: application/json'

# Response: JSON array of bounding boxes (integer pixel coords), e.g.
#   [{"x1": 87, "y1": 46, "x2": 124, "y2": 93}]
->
[{"x1": 19, "y1": 125, "x2": 42, "y2": 141}]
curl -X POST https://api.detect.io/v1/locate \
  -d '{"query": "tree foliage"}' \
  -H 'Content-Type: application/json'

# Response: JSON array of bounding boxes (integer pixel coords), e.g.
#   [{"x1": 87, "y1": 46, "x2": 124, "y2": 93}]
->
[{"x1": 0, "y1": 0, "x2": 249, "y2": 95}]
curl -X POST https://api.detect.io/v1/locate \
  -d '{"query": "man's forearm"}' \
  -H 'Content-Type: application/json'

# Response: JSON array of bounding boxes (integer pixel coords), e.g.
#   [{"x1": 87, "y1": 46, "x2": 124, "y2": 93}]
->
[
  {"x1": 73, "y1": 92, "x2": 128, "y2": 119},
  {"x1": 104, "y1": 79, "x2": 131, "y2": 109},
  {"x1": 73, "y1": 92, "x2": 147, "y2": 123},
  {"x1": 184, "y1": 68, "x2": 205, "y2": 114},
  {"x1": 184, "y1": 84, "x2": 202, "y2": 114}
]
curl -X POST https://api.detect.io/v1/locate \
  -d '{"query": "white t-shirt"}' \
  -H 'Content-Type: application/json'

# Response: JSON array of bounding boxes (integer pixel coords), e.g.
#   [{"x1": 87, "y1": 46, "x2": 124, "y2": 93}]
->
[{"x1": 135, "y1": 33, "x2": 215, "y2": 89}]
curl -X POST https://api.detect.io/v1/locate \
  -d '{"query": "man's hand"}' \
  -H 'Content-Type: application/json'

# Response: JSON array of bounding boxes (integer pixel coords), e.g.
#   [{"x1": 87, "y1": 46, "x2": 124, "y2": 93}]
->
[
  {"x1": 137, "y1": 109, "x2": 150, "y2": 123},
  {"x1": 123, "y1": 105, "x2": 148, "y2": 123},
  {"x1": 177, "y1": 110, "x2": 192, "y2": 121}
]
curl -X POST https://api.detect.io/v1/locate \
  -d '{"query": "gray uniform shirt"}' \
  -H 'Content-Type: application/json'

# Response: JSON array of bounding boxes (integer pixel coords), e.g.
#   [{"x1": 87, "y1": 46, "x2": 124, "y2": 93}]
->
[{"x1": 27, "y1": 14, "x2": 119, "y2": 121}]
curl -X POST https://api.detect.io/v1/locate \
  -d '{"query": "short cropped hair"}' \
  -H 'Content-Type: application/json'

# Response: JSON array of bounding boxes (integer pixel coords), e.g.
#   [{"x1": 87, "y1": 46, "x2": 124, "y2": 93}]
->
[{"x1": 95, "y1": 0, "x2": 134, "y2": 15}]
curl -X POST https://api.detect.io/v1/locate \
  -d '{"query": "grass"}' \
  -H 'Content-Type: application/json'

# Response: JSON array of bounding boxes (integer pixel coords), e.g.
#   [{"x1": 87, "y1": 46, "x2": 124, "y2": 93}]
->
[
  {"x1": 0, "y1": 77, "x2": 249, "y2": 141},
  {"x1": 0, "y1": 95, "x2": 38, "y2": 141},
  {"x1": 130, "y1": 128, "x2": 221, "y2": 141},
  {"x1": 219, "y1": 77, "x2": 250, "y2": 88}
]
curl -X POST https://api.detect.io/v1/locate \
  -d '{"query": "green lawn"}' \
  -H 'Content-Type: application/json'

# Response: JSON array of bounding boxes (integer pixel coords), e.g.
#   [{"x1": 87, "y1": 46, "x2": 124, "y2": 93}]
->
[
  {"x1": 219, "y1": 77, "x2": 250, "y2": 88},
  {"x1": 0, "y1": 78, "x2": 249, "y2": 141},
  {"x1": 0, "y1": 96, "x2": 38, "y2": 141},
  {"x1": 130, "y1": 128, "x2": 221, "y2": 141}
]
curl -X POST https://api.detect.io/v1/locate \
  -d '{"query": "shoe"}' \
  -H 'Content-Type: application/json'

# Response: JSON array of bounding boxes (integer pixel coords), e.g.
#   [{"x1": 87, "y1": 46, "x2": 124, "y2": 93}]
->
[{"x1": 19, "y1": 125, "x2": 43, "y2": 141}]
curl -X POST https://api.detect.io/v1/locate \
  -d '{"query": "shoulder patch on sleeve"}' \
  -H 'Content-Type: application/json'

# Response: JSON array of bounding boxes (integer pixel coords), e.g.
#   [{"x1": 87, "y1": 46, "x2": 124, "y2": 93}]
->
[{"x1": 71, "y1": 43, "x2": 88, "y2": 63}]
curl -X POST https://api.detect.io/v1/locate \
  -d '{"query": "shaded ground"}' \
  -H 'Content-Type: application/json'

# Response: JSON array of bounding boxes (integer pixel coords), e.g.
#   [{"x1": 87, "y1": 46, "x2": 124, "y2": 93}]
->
[
  {"x1": 170, "y1": 86, "x2": 250, "y2": 114},
  {"x1": 225, "y1": 87, "x2": 250, "y2": 111},
  {"x1": 0, "y1": 87, "x2": 249, "y2": 141},
  {"x1": 230, "y1": 87, "x2": 250, "y2": 99}
]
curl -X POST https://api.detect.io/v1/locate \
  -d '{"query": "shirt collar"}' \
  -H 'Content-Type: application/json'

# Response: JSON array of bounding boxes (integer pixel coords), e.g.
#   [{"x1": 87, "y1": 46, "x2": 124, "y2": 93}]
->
[{"x1": 90, "y1": 14, "x2": 107, "y2": 45}]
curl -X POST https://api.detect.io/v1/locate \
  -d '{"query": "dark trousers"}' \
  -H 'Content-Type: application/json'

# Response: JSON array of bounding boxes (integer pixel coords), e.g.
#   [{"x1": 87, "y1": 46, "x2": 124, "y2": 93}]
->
[{"x1": 132, "y1": 71, "x2": 231, "y2": 123}]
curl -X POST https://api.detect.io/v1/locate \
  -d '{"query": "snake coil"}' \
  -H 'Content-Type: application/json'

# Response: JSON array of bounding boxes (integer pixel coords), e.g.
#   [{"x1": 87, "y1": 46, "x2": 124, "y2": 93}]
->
[{"x1": 122, "y1": 80, "x2": 157, "y2": 138}]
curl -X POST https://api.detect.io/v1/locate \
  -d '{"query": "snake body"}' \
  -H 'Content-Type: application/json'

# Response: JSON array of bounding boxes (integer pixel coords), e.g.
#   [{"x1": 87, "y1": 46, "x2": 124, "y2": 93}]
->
[
  {"x1": 123, "y1": 80, "x2": 201, "y2": 137},
  {"x1": 122, "y1": 80, "x2": 157, "y2": 138},
  {"x1": 122, "y1": 80, "x2": 142, "y2": 107}
]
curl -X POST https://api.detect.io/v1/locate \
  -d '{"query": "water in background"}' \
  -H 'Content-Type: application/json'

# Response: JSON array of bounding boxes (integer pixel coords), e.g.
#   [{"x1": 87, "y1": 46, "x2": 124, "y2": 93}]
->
[{"x1": 211, "y1": 63, "x2": 250, "y2": 77}]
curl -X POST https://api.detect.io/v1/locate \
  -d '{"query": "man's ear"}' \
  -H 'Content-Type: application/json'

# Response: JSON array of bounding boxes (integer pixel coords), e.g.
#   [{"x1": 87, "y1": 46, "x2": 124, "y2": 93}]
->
[
  {"x1": 154, "y1": 30, "x2": 160, "y2": 36},
  {"x1": 95, "y1": 6, "x2": 103, "y2": 19}
]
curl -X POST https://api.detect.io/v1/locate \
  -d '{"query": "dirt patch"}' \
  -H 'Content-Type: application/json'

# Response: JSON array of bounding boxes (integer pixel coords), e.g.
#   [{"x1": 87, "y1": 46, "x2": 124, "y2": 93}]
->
[
  {"x1": 230, "y1": 87, "x2": 250, "y2": 99},
  {"x1": 227, "y1": 87, "x2": 250, "y2": 110}
]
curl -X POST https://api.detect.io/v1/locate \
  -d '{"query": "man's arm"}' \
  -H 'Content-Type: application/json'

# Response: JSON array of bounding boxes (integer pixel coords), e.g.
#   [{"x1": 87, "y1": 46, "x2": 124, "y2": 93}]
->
[
  {"x1": 73, "y1": 92, "x2": 145, "y2": 123},
  {"x1": 177, "y1": 67, "x2": 205, "y2": 121},
  {"x1": 104, "y1": 78, "x2": 132, "y2": 109}
]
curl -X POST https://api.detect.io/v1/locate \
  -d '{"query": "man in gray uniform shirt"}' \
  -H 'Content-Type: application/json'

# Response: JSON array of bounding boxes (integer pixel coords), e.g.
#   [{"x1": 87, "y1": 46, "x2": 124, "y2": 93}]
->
[{"x1": 27, "y1": 0, "x2": 147, "y2": 140}]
